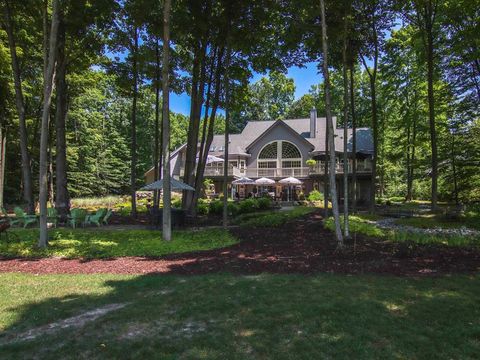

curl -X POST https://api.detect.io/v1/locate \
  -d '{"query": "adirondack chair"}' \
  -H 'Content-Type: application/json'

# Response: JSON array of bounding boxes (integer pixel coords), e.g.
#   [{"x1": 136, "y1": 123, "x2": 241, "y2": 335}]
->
[
  {"x1": 47, "y1": 208, "x2": 59, "y2": 228},
  {"x1": 86, "y1": 208, "x2": 107, "y2": 227},
  {"x1": 11, "y1": 207, "x2": 37, "y2": 228},
  {"x1": 68, "y1": 208, "x2": 87, "y2": 228},
  {"x1": 102, "y1": 209, "x2": 113, "y2": 225}
]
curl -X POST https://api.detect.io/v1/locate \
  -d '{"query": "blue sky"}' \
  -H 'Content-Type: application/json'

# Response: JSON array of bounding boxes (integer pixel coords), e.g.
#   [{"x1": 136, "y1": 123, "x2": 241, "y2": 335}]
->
[{"x1": 170, "y1": 61, "x2": 321, "y2": 115}]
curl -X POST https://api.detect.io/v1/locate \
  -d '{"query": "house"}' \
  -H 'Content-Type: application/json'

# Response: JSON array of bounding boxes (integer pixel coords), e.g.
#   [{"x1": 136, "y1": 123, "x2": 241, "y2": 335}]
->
[{"x1": 145, "y1": 109, "x2": 374, "y2": 204}]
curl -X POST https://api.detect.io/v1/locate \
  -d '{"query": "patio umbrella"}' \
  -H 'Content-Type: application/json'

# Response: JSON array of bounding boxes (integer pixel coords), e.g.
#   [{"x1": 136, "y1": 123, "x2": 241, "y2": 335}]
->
[
  {"x1": 231, "y1": 176, "x2": 254, "y2": 199},
  {"x1": 255, "y1": 177, "x2": 275, "y2": 185},
  {"x1": 278, "y1": 177, "x2": 302, "y2": 201},
  {"x1": 197, "y1": 154, "x2": 224, "y2": 164},
  {"x1": 278, "y1": 177, "x2": 302, "y2": 185},
  {"x1": 141, "y1": 178, "x2": 195, "y2": 191},
  {"x1": 232, "y1": 176, "x2": 254, "y2": 185}
]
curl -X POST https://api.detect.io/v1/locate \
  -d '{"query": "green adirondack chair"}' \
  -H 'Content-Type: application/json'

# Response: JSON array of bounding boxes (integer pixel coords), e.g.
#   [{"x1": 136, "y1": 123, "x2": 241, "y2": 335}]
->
[
  {"x1": 47, "y1": 208, "x2": 59, "y2": 228},
  {"x1": 68, "y1": 208, "x2": 87, "y2": 228},
  {"x1": 86, "y1": 208, "x2": 107, "y2": 227},
  {"x1": 11, "y1": 207, "x2": 37, "y2": 228},
  {"x1": 102, "y1": 209, "x2": 113, "y2": 225}
]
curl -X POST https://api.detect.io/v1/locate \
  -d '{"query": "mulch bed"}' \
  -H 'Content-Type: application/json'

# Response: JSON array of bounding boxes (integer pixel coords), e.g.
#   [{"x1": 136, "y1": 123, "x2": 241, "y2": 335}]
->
[{"x1": 1, "y1": 210, "x2": 479, "y2": 276}]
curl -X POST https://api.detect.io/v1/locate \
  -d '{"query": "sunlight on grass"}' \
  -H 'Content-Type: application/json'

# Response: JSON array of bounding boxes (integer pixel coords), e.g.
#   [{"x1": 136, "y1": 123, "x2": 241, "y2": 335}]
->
[
  {"x1": 234, "y1": 207, "x2": 315, "y2": 227},
  {"x1": 0, "y1": 229, "x2": 237, "y2": 259},
  {"x1": 0, "y1": 273, "x2": 479, "y2": 359}
]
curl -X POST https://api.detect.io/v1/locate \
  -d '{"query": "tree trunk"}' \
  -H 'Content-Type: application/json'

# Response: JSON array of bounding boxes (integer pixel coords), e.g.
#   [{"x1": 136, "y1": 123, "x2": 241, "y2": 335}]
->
[
  {"x1": 342, "y1": 20, "x2": 349, "y2": 238},
  {"x1": 451, "y1": 132, "x2": 459, "y2": 205},
  {"x1": 38, "y1": 0, "x2": 60, "y2": 248},
  {"x1": 153, "y1": 38, "x2": 161, "y2": 209},
  {"x1": 55, "y1": 17, "x2": 69, "y2": 221},
  {"x1": 162, "y1": 0, "x2": 172, "y2": 241},
  {"x1": 323, "y1": 119, "x2": 329, "y2": 218},
  {"x1": 349, "y1": 63, "x2": 357, "y2": 214},
  {"x1": 0, "y1": 126, "x2": 5, "y2": 210},
  {"x1": 223, "y1": 50, "x2": 232, "y2": 229},
  {"x1": 320, "y1": 0, "x2": 343, "y2": 248},
  {"x1": 425, "y1": 1, "x2": 438, "y2": 210},
  {"x1": 130, "y1": 26, "x2": 139, "y2": 217},
  {"x1": 3, "y1": 0, "x2": 34, "y2": 213}
]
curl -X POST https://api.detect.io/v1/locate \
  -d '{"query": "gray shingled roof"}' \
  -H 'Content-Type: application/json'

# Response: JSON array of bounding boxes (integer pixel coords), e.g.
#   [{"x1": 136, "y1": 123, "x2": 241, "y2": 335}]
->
[{"x1": 208, "y1": 117, "x2": 373, "y2": 156}]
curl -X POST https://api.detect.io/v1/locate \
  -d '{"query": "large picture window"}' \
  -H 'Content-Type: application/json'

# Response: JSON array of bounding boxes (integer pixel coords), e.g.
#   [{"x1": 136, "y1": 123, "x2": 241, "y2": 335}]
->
[{"x1": 258, "y1": 141, "x2": 302, "y2": 171}]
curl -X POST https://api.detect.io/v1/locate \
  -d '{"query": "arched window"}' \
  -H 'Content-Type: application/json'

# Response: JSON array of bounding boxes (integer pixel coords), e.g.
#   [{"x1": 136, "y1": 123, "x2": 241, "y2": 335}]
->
[
  {"x1": 258, "y1": 142, "x2": 277, "y2": 159},
  {"x1": 282, "y1": 141, "x2": 301, "y2": 159},
  {"x1": 257, "y1": 141, "x2": 302, "y2": 173}
]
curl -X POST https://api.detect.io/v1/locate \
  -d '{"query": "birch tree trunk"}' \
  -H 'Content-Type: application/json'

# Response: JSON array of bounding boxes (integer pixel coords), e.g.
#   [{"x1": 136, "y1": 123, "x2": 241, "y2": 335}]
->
[
  {"x1": 38, "y1": 0, "x2": 61, "y2": 248},
  {"x1": 130, "y1": 26, "x2": 139, "y2": 217},
  {"x1": 342, "y1": 17, "x2": 350, "y2": 238},
  {"x1": 3, "y1": 0, "x2": 35, "y2": 213},
  {"x1": 349, "y1": 63, "x2": 357, "y2": 214},
  {"x1": 153, "y1": 38, "x2": 161, "y2": 209},
  {"x1": 320, "y1": 0, "x2": 344, "y2": 248},
  {"x1": 55, "y1": 16, "x2": 69, "y2": 221},
  {"x1": 162, "y1": 0, "x2": 172, "y2": 241}
]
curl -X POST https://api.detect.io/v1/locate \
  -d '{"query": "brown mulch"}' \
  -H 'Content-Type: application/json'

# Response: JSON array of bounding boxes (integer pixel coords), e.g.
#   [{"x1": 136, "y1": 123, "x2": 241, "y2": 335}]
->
[{"x1": 0, "y1": 211, "x2": 479, "y2": 276}]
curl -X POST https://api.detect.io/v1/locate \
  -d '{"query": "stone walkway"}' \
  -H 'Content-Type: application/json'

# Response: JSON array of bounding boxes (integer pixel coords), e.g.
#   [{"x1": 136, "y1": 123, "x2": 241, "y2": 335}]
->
[{"x1": 371, "y1": 217, "x2": 480, "y2": 237}]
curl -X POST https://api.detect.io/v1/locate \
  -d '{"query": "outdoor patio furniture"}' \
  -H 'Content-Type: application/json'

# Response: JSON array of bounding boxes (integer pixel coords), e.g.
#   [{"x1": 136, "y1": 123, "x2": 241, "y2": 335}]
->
[
  {"x1": 102, "y1": 209, "x2": 113, "y2": 225},
  {"x1": 68, "y1": 208, "x2": 87, "y2": 228},
  {"x1": 86, "y1": 208, "x2": 107, "y2": 227},
  {"x1": 47, "y1": 207, "x2": 59, "y2": 228},
  {"x1": 11, "y1": 207, "x2": 37, "y2": 228}
]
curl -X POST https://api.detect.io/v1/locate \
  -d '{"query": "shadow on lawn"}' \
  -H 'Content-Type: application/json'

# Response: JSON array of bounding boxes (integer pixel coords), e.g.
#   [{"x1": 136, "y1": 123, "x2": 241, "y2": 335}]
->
[{"x1": 0, "y1": 272, "x2": 479, "y2": 359}]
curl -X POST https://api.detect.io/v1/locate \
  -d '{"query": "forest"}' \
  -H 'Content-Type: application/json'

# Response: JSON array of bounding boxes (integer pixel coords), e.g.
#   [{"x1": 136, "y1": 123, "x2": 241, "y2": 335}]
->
[{"x1": 0, "y1": 0, "x2": 478, "y2": 217}]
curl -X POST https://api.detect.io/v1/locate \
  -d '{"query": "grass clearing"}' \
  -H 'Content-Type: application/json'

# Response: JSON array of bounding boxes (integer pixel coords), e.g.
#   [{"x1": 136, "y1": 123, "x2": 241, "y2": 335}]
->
[
  {"x1": 0, "y1": 228, "x2": 237, "y2": 259},
  {"x1": 234, "y1": 206, "x2": 315, "y2": 227},
  {"x1": 0, "y1": 273, "x2": 479, "y2": 359},
  {"x1": 325, "y1": 215, "x2": 480, "y2": 247}
]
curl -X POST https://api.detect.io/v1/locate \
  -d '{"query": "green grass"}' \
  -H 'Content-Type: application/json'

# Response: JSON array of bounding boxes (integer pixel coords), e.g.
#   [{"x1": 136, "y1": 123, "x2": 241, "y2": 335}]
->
[
  {"x1": 325, "y1": 215, "x2": 480, "y2": 247},
  {"x1": 234, "y1": 206, "x2": 315, "y2": 227},
  {"x1": 0, "y1": 273, "x2": 479, "y2": 359},
  {"x1": 0, "y1": 228, "x2": 237, "y2": 259}
]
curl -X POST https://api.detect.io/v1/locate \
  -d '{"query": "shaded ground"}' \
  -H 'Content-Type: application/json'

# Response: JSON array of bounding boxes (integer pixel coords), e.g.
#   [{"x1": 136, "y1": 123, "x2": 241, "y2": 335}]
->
[{"x1": 1, "y1": 210, "x2": 479, "y2": 276}]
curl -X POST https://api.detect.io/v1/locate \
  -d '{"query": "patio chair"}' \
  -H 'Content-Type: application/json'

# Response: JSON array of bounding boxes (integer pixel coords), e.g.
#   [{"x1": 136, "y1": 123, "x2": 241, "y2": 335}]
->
[
  {"x1": 47, "y1": 208, "x2": 59, "y2": 228},
  {"x1": 86, "y1": 208, "x2": 107, "y2": 227},
  {"x1": 11, "y1": 207, "x2": 37, "y2": 228},
  {"x1": 68, "y1": 208, "x2": 87, "y2": 228},
  {"x1": 102, "y1": 209, "x2": 113, "y2": 225}
]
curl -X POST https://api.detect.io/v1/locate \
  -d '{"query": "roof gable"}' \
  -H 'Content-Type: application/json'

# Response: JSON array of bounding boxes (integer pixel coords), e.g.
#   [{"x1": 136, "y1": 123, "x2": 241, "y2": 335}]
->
[{"x1": 245, "y1": 120, "x2": 315, "y2": 152}]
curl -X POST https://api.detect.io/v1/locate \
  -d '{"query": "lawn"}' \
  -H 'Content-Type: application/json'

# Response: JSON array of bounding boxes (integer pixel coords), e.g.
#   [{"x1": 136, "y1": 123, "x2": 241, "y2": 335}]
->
[
  {"x1": 233, "y1": 206, "x2": 315, "y2": 227},
  {"x1": 0, "y1": 228, "x2": 237, "y2": 259},
  {"x1": 0, "y1": 273, "x2": 479, "y2": 359},
  {"x1": 325, "y1": 215, "x2": 480, "y2": 247}
]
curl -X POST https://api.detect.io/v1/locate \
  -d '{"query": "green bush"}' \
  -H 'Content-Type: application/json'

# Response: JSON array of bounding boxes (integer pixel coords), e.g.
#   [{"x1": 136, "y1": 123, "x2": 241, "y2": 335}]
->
[
  {"x1": 308, "y1": 190, "x2": 323, "y2": 202},
  {"x1": 257, "y1": 197, "x2": 272, "y2": 210},
  {"x1": 238, "y1": 198, "x2": 259, "y2": 214},
  {"x1": 197, "y1": 202, "x2": 209, "y2": 215},
  {"x1": 228, "y1": 202, "x2": 240, "y2": 216},
  {"x1": 209, "y1": 200, "x2": 223, "y2": 215},
  {"x1": 172, "y1": 198, "x2": 182, "y2": 209},
  {"x1": 389, "y1": 196, "x2": 405, "y2": 203},
  {"x1": 306, "y1": 159, "x2": 316, "y2": 167}
]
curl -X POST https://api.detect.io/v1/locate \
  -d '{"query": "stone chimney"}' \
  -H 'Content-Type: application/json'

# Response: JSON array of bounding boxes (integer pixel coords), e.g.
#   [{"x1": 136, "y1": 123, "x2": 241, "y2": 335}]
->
[{"x1": 310, "y1": 108, "x2": 317, "y2": 138}]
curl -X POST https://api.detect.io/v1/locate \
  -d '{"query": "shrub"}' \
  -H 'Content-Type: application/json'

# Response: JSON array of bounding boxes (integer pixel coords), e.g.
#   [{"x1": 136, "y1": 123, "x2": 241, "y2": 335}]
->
[
  {"x1": 308, "y1": 190, "x2": 323, "y2": 202},
  {"x1": 389, "y1": 196, "x2": 405, "y2": 203},
  {"x1": 238, "y1": 198, "x2": 259, "y2": 214},
  {"x1": 228, "y1": 202, "x2": 239, "y2": 216},
  {"x1": 209, "y1": 200, "x2": 223, "y2": 215},
  {"x1": 257, "y1": 197, "x2": 272, "y2": 210},
  {"x1": 197, "y1": 202, "x2": 209, "y2": 215},
  {"x1": 172, "y1": 198, "x2": 182, "y2": 209},
  {"x1": 306, "y1": 159, "x2": 316, "y2": 167},
  {"x1": 298, "y1": 192, "x2": 305, "y2": 201}
]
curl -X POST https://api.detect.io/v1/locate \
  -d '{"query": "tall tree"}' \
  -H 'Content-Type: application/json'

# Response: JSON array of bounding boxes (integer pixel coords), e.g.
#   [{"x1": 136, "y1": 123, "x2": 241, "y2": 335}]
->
[
  {"x1": 38, "y1": 0, "x2": 61, "y2": 248},
  {"x1": 342, "y1": 5, "x2": 350, "y2": 238},
  {"x1": 1, "y1": 0, "x2": 35, "y2": 213},
  {"x1": 320, "y1": 0, "x2": 343, "y2": 248},
  {"x1": 161, "y1": 0, "x2": 172, "y2": 241}
]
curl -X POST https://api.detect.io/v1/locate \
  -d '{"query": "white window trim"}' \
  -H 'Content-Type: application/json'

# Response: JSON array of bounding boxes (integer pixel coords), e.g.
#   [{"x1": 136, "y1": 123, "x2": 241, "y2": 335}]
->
[{"x1": 258, "y1": 141, "x2": 302, "y2": 169}]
